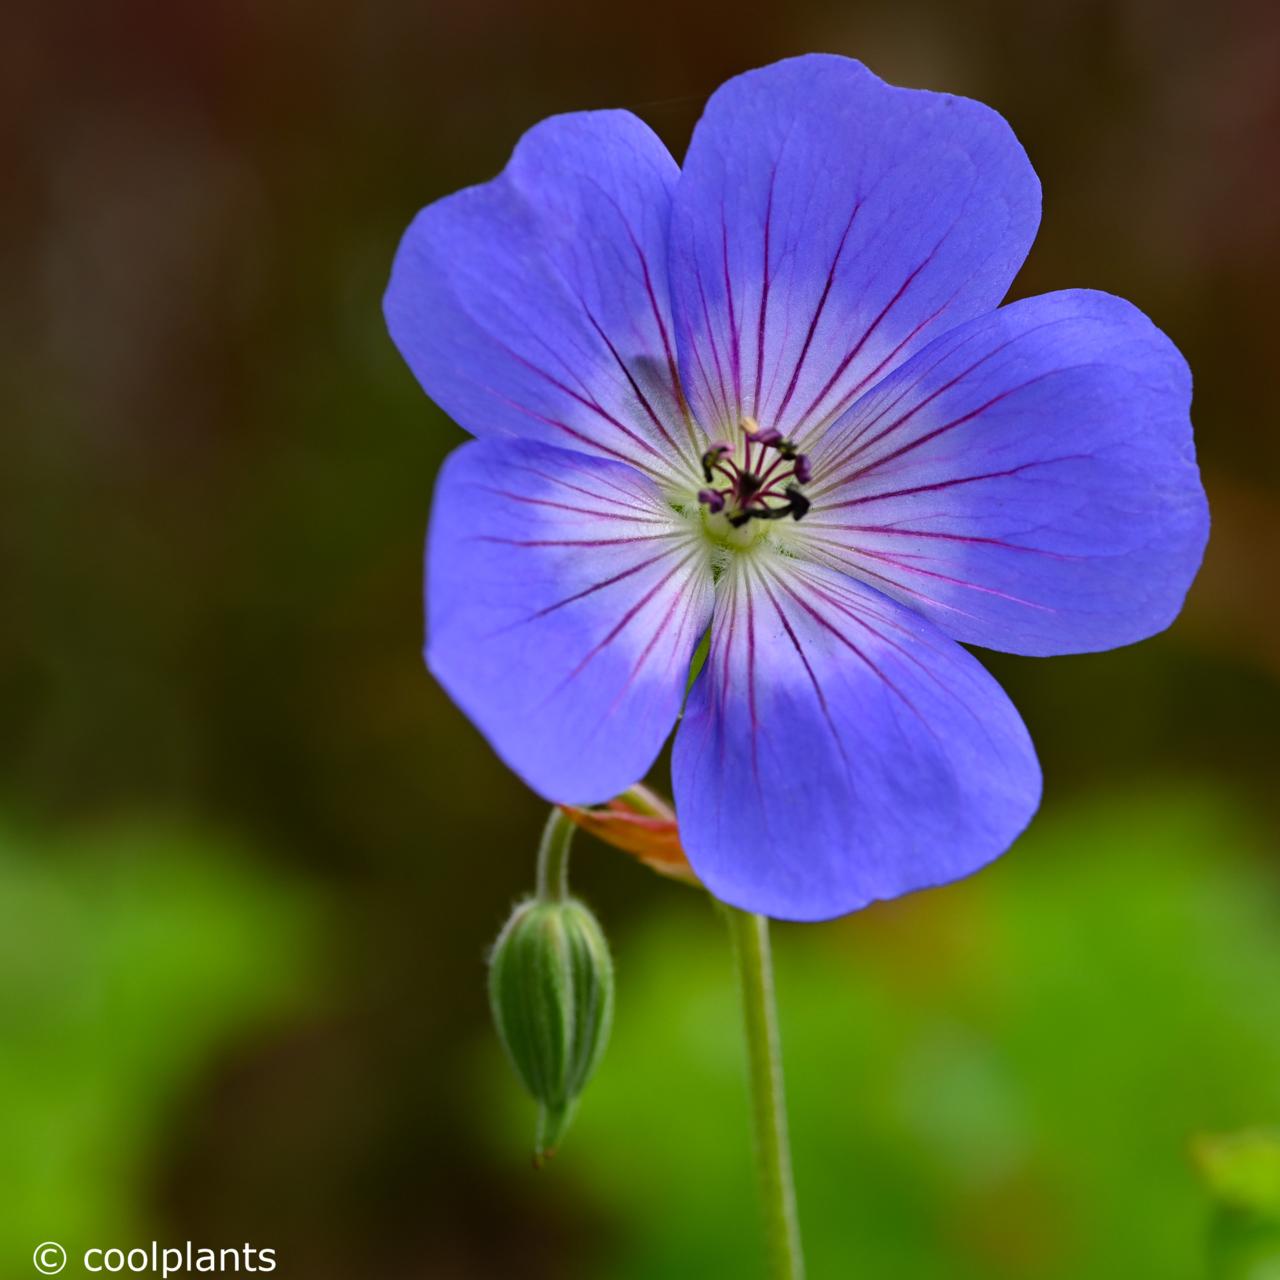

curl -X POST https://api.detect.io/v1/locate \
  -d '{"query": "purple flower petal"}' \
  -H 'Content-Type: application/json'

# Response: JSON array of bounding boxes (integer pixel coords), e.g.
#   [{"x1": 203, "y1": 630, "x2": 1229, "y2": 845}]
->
[
  {"x1": 669, "y1": 54, "x2": 1040, "y2": 443},
  {"x1": 386, "y1": 112, "x2": 704, "y2": 484},
  {"x1": 427, "y1": 439, "x2": 713, "y2": 803},
  {"x1": 671, "y1": 552, "x2": 1040, "y2": 920},
  {"x1": 803, "y1": 290, "x2": 1210, "y2": 655}
]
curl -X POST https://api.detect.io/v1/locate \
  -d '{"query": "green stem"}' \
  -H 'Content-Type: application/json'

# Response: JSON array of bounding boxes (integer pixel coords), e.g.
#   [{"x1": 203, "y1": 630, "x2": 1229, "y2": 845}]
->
[
  {"x1": 535, "y1": 808, "x2": 574, "y2": 902},
  {"x1": 726, "y1": 907, "x2": 805, "y2": 1280}
]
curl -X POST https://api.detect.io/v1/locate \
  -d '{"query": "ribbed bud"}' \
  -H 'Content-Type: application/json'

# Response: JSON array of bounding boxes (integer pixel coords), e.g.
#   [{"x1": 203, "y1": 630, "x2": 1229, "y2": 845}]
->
[{"x1": 488, "y1": 896, "x2": 615, "y2": 1162}]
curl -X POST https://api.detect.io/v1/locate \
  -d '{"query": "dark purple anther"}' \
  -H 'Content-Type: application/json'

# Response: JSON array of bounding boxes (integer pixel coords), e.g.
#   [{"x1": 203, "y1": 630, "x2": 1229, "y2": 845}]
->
[
  {"x1": 701, "y1": 442, "x2": 732, "y2": 483},
  {"x1": 793, "y1": 454, "x2": 812, "y2": 485},
  {"x1": 785, "y1": 485, "x2": 811, "y2": 520},
  {"x1": 751, "y1": 426, "x2": 784, "y2": 447},
  {"x1": 698, "y1": 488, "x2": 726, "y2": 513}
]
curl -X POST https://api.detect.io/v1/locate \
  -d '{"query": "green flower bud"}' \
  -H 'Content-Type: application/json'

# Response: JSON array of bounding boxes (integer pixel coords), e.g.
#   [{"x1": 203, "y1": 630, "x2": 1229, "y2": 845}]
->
[{"x1": 488, "y1": 894, "x2": 614, "y2": 1163}]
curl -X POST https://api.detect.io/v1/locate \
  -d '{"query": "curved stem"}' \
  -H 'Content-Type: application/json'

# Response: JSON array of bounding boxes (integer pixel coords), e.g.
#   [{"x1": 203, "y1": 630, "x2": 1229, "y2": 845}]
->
[
  {"x1": 535, "y1": 808, "x2": 575, "y2": 902},
  {"x1": 726, "y1": 907, "x2": 805, "y2": 1280}
]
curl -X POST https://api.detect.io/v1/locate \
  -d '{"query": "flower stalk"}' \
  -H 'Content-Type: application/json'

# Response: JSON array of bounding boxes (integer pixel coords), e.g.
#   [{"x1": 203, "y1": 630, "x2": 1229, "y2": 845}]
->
[{"x1": 726, "y1": 907, "x2": 805, "y2": 1280}]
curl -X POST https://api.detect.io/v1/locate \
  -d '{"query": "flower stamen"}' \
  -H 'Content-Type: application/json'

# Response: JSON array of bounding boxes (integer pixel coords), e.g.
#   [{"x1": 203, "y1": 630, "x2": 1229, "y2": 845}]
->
[{"x1": 697, "y1": 417, "x2": 812, "y2": 527}]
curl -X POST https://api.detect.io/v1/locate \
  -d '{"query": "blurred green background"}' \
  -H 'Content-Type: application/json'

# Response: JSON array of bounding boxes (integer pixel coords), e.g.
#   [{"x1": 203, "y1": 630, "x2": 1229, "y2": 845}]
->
[{"x1": 4, "y1": 0, "x2": 1279, "y2": 1276}]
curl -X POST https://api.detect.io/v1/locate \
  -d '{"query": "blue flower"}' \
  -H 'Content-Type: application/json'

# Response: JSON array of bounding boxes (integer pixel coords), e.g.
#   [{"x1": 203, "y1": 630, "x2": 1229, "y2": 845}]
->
[{"x1": 385, "y1": 55, "x2": 1209, "y2": 921}]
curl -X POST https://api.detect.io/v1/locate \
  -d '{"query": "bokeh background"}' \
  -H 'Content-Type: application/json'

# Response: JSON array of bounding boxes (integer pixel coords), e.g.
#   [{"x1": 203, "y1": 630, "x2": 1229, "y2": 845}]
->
[{"x1": 5, "y1": 0, "x2": 1280, "y2": 1276}]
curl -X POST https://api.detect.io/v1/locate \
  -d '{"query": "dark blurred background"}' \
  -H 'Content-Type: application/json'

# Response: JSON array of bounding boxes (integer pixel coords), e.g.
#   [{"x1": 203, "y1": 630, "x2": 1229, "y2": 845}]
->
[{"x1": 4, "y1": 1, "x2": 1279, "y2": 1276}]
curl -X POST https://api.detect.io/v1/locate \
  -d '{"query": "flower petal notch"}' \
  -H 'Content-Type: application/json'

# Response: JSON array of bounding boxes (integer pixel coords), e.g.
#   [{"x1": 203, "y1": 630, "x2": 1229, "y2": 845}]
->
[
  {"x1": 669, "y1": 55, "x2": 1040, "y2": 442},
  {"x1": 390, "y1": 54, "x2": 1209, "y2": 919},
  {"x1": 385, "y1": 110, "x2": 703, "y2": 484}
]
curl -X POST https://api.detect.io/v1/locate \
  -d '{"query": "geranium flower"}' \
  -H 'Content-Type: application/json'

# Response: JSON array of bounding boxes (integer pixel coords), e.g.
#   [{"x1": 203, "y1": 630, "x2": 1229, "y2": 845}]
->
[{"x1": 385, "y1": 55, "x2": 1208, "y2": 920}]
